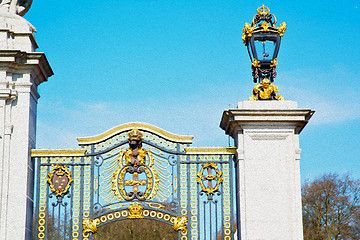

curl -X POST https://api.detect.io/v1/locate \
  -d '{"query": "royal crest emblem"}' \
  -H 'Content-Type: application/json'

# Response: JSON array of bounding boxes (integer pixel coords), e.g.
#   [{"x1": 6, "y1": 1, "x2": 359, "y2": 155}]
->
[
  {"x1": 112, "y1": 129, "x2": 159, "y2": 201},
  {"x1": 47, "y1": 164, "x2": 73, "y2": 197}
]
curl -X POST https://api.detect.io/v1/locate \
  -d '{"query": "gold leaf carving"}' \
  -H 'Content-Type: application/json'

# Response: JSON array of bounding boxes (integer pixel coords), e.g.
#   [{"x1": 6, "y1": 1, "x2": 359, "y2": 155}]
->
[
  {"x1": 173, "y1": 216, "x2": 187, "y2": 233},
  {"x1": 83, "y1": 218, "x2": 100, "y2": 235}
]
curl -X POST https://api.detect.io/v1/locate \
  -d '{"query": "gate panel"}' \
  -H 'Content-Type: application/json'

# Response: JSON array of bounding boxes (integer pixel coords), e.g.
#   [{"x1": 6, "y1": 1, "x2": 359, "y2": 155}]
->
[{"x1": 32, "y1": 123, "x2": 237, "y2": 239}]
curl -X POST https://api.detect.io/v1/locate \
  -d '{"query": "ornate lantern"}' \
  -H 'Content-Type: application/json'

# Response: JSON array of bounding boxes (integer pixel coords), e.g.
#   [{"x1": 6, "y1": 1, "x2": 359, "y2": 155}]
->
[{"x1": 242, "y1": 5, "x2": 286, "y2": 83}]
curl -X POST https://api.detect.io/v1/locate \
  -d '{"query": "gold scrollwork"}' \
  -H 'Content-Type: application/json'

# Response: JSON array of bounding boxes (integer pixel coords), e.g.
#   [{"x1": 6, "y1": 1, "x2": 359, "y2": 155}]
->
[
  {"x1": 196, "y1": 162, "x2": 223, "y2": 195},
  {"x1": 173, "y1": 216, "x2": 187, "y2": 233},
  {"x1": 128, "y1": 202, "x2": 144, "y2": 219},
  {"x1": 83, "y1": 218, "x2": 100, "y2": 235},
  {"x1": 145, "y1": 202, "x2": 165, "y2": 209},
  {"x1": 47, "y1": 164, "x2": 73, "y2": 197}
]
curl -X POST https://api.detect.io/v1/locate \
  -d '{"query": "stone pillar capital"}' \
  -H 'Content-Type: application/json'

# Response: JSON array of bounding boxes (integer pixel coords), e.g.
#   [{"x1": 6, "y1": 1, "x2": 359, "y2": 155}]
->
[{"x1": 220, "y1": 100, "x2": 314, "y2": 136}]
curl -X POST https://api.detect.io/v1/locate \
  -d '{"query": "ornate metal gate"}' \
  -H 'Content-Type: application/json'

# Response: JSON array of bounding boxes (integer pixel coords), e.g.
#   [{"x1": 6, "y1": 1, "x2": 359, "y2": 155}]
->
[{"x1": 32, "y1": 122, "x2": 237, "y2": 239}]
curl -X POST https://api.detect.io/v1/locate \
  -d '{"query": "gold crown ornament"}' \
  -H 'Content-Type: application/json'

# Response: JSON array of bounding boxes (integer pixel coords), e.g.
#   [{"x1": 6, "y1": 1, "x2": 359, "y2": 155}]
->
[{"x1": 126, "y1": 129, "x2": 143, "y2": 140}]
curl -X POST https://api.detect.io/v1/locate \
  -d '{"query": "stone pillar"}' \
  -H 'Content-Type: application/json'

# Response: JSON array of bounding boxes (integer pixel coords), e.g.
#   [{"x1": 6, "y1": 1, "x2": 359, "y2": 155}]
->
[
  {"x1": 220, "y1": 101, "x2": 314, "y2": 240},
  {"x1": 0, "y1": 13, "x2": 53, "y2": 239}
]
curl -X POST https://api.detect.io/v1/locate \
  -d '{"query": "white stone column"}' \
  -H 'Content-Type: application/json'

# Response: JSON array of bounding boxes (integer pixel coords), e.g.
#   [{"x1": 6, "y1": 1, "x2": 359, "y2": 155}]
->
[
  {"x1": 220, "y1": 101, "x2": 314, "y2": 240},
  {"x1": 0, "y1": 13, "x2": 53, "y2": 240}
]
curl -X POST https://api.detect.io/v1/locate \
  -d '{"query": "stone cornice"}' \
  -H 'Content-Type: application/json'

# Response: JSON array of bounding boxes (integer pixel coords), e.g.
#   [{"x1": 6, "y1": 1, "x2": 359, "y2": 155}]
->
[{"x1": 0, "y1": 50, "x2": 53, "y2": 86}]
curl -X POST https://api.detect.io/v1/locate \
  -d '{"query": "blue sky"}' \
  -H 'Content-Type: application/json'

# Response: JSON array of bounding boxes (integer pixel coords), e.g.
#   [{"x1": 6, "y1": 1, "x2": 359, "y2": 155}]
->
[{"x1": 25, "y1": 0, "x2": 360, "y2": 182}]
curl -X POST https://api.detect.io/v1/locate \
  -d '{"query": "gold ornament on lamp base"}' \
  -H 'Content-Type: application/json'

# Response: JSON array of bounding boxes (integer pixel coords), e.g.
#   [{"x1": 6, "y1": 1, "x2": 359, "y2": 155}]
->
[{"x1": 249, "y1": 78, "x2": 285, "y2": 101}]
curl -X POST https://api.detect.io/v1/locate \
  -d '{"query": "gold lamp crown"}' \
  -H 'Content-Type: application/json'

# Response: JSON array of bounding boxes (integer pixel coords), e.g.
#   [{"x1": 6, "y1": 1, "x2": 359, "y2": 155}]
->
[
  {"x1": 256, "y1": 4, "x2": 270, "y2": 16},
  {"x1": 242, "y1": 5, "x2": 286, "y2": 45},
  {"x1": 126, "y1": 129, "x2": 143, "y2": 140}
]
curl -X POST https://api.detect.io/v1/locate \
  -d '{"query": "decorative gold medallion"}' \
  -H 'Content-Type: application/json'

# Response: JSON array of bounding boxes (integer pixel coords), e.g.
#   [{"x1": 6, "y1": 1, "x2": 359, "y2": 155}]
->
[
  {"x1": 83, "y1": 218, "x2": 100, "y2": 235},
  {"x1": 128, "y1": 202, "x2": 144, "y2": 219},
  {"x1": 196, "y1": 162, "x2": 223, "y2": 195},
  {"x1": 173, "y1": 216, "x2": 188, "y2": 233},
  {"x1": 47, "y1": 164, "x2": 73, "y2": 197}
]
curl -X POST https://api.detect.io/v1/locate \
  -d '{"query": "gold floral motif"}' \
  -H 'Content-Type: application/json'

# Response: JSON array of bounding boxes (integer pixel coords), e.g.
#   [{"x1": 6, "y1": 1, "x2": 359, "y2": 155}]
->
[
  {"x1": 47, "y1": 165, "x2": 73, "y2": 197},
  {"x1": 270, "y1": 58, "x2": 278, "y2": 68},
  {"x1": 124, "y1": 179, "x2": 147, "y2": 187},
  {"x1": 242, "y1": 22, "x2": 255, "y2": 45},
  {"x1": 196, "y1": 162, "x2": 223, "y2": 195},
  {"x1": 128, "y1": 202, "x2": 144, "y2": 219},
  {"x1": 260, "y1": 22, "x2": 270, "y2": 32},
  {"x1": 173, "y1": 216, "x2": 187, "y2": 233},
  {"x1": 251, "y1": 58, "x2": 261, "y2": 70},
  {"x1": 123, "y1": 147, "x2": 148, "y2": 166},
  {"x1": 83, "y1": 218, "x2": 100, "y2": 235}
]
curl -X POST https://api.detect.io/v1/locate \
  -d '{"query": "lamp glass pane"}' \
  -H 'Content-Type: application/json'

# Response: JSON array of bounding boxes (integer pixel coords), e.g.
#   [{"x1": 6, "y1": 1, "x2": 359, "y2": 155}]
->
[{"x1": 254, "y1": 40, "x2": 276, "y2": 61}]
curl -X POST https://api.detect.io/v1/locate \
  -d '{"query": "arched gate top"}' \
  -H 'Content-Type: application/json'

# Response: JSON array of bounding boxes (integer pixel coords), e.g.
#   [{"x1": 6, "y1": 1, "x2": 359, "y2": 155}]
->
[{"x1": 77, "y1": 122, "x2": 194, "y2": 145}]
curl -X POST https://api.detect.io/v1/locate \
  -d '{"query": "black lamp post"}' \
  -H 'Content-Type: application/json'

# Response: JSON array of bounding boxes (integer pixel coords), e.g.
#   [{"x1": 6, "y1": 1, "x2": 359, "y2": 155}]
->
[{"x1": 242, "y1": 5, "x2": 286, "y2": 83}]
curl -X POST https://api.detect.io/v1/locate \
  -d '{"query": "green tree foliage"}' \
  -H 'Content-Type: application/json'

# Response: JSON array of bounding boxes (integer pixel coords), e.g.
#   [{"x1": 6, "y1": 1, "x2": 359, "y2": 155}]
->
[
  {"x1": 302, "y1": 173, "x2": 360, "y2": 240},
  {"x1": 93, "y1": 219, "x2": 178, "y2": 240}
]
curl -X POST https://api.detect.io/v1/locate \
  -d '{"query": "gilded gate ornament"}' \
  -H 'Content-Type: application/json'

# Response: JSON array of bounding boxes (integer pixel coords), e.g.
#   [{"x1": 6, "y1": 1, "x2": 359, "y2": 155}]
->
[
  {"x1": 83, "y1": 218, "x2": 100, "y2": 234},
  {"x1": 112, "y1": 129, "x2": 159, "y2": 201},
  {"x1": 47, "y1": 164, "x2": 73, "y2": 197},
  {"x1": 128, "y1": 202, "x2": 144, "y2": 219},
  {"x1": 196, "y1": 162, "x2": 223, "y2": 196},
  {"x1": 172, "y1": 216, "x2": 187, "y2": 233}
]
